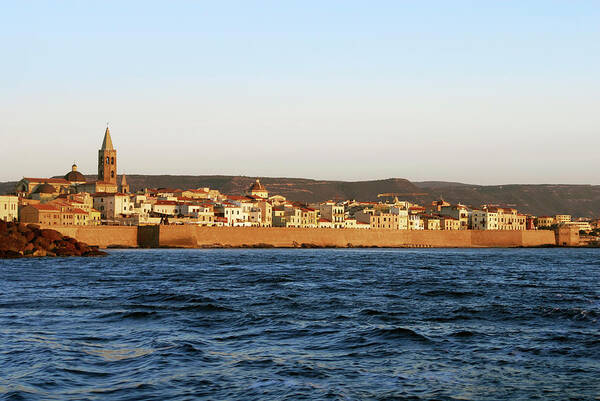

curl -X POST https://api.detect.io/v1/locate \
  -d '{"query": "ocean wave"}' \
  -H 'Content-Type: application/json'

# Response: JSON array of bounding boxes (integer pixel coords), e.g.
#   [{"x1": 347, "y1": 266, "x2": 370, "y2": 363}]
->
[
  {"x1": 420, "y1": 289, "x2": 482, "y2": 298},
  {"x1": 98, "y1": 310, "x2": 160, "y2": 320}
]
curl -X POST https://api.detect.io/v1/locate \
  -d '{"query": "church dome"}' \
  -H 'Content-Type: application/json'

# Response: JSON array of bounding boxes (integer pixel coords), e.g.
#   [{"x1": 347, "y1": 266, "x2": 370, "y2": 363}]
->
[
  {"x1": 249, "y1": 179, "x2": 266, "y2": 192},
  {"x1": 35, "y1": 183, "x2": 56, "y2": 194},
  {"x1": 64, "y1": 164, "x2": 86, "y2": 182}
]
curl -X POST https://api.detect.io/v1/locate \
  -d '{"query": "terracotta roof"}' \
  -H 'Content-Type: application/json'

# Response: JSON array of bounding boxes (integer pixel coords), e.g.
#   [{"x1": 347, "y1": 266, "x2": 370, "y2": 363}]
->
[
  {"x1": 29, "y1": 204, "x2": 60, "y2": 211},
  {"x1": 319, "y1": 218, "x2": 331, "y2": 223},
  {"x1": 92, "y1": 192, "x2": 129, "y2": 197},
  {"x1": 25, "y1": 178, "x2": 69, "y2": 184},
  {"x1": 64, "y1": 170, "x2": 86, "y2": 182},
  {"x1": 155, "y1": 200, "x2": 177, "y2": 205},
  {"x1": 227, "y1": 195, "x2": 252, "y2": 201},
  {"x1": 35, "y1": 183, "x2": 57, "y2": 194}
]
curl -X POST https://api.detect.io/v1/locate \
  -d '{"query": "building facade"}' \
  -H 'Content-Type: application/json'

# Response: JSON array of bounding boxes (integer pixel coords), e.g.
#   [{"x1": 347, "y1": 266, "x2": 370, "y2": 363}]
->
[{"x1": 0, "y1": 195, "x2": 19, "y2": 222}]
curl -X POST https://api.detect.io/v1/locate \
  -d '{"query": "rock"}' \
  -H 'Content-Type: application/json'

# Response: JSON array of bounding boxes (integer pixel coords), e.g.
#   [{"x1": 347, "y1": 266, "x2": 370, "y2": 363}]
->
[
  {"x1": 1, "y1": 222, "x2": 106, "y2": 259},
  {"x1": 24, "y1": 230, "x2": 36, "y2": 242},
  {"x1": 32, "y1": 249, "x2": 47, "y2": 257},
  {"x1": 0, "y1": 236, "x2": 27, "y2": 252},
  {"x1": 83, "y1": 249, "x2": 108, "y2": 257},
  {"x1": 55, "y1": 247, "x2": 73, "y2": 257},
  {"x1": 17, "y1": 223, "x2": 29, "y2": 233},
  {"x1": 33, "y1": 237, "x2": 52, "y2": 250},
  {"x1": 65, "y1": 237, "x2": 78, "y2": 245},
  {"x1": 40, "y1": 229, "x2": 63, "y2": 242},
  {"x1": 3, "y1": 250, "x2": 23, "y2": 259},
  {"x1": 76, "y1": 243, "x2": 91, "y2": 253}
]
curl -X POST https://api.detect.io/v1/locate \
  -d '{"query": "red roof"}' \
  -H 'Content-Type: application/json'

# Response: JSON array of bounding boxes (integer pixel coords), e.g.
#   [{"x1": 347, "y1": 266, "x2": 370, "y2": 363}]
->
[
  {"x1": 92, "y1": 192, "x2": 128, "y2": 197},
  {"x1": 24, "y1": 177, "x2": 70, "y2": 184},
  {"x1": 155, "y1": 200, "x2": 177, "y2": 206},
  {"x1": 28, "y1": 204, "x2": 60, "y2": 211},
  {"x1": 319, "y1": 218, "x2": 331, "y2": 223},
  {"x1": 227, "y1": 195, "x2": 252, "y2": 201}
]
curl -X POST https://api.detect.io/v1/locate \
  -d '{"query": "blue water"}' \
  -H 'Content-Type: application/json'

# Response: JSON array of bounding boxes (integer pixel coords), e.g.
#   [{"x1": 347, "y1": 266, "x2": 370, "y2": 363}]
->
[{"x1": 1, "y1": 249, "x2": 599, "y2": 400}]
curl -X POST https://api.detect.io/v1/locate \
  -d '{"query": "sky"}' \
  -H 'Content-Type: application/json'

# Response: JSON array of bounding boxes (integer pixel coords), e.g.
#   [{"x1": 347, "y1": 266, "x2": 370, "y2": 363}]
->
[{"x1": 1, "y1": 1, "x2": 599, "y2": 184}]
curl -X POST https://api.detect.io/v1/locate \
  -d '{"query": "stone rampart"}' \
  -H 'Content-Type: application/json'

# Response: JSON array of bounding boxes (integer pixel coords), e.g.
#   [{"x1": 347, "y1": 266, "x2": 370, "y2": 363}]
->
[
  {"x1": 158, "y1": 226, "x2": 555, "y2": 248},
  {"x1": 39, "y1": 225, "x2": 557, "y2": 248},
  {"x1": 40, "y1": 226, "x2": 139, "y2": 248}
]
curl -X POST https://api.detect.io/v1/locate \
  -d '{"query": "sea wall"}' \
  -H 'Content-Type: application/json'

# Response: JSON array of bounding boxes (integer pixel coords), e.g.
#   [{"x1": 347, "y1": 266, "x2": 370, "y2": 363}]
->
[
  {"x1": 40, "y1": 226, "x2": 139, "y2": 248},
  {"x1": 40, "y1": 225, "x2": 557, "y2": 248},
  {"x1": 158, "y1": 226, "x2": 556, "y2": 248}
]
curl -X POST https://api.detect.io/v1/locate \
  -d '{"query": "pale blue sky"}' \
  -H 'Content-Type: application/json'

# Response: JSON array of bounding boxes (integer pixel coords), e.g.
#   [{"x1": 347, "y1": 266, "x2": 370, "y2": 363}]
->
[{"x1": 1, "y1": 1, "x2": 599, "y2": 184}]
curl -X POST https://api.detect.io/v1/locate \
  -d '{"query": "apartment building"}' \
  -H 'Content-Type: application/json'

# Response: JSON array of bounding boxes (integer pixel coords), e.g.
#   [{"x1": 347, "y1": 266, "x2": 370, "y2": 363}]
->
[
  {"x1": 0, "y1": 195, "x2": 18, "y2": 222},
  {"x1": 319, "y1": 203, "x2": 345, "y2": 229},
  {"x1": 471, "y1": 209, "x2": 499, "y2": 230}
]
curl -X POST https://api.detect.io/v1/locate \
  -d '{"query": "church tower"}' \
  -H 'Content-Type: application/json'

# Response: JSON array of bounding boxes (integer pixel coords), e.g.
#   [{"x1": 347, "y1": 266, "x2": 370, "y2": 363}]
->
[
  {"x1": 98, "y1": 126, "x2": 117, "y2": 184},
  {"x1": 119, "y1": 174, "x2": 130, "y2": 193}
]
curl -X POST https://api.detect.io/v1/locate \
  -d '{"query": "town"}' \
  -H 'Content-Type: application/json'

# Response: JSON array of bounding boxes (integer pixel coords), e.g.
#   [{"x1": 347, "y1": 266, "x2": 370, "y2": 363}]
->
[{"x1": 1, "y1": 127, "x2": 599, "y2": 237}]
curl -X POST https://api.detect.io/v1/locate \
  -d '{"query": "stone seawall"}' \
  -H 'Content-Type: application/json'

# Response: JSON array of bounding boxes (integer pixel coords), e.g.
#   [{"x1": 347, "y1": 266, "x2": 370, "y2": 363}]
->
[
  {"x1": 158, "y1": 226, "x2": 556, "y2": 248},
  {"x1": 44, "y1": 225, "x2": 557, "y2": 248},
  {"x1": 41, "y1": 226, "x2": 139, "y2": 248}
]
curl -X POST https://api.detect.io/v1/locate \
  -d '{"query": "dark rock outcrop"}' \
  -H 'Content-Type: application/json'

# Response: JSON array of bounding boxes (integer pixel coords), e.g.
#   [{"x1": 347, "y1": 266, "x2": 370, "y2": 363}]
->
[{"x1": 0, "y1": 221, "x2": 107, "y2": 259}]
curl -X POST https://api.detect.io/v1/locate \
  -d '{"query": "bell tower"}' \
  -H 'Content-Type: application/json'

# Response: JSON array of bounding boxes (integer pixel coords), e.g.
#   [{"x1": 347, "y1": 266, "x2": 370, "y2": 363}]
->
[{"x1": 98, "y1": 126, "x2": 117, "y2": 184}]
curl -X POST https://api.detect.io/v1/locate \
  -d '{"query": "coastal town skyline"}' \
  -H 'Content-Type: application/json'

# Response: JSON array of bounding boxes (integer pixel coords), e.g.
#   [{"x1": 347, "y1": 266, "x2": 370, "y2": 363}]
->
[
  {"x1": 2, "y1": 2, "x2": 599, "y2": 184},
  {"x1": 2, "y1": 125, "x2": 596, "y2": 239}
]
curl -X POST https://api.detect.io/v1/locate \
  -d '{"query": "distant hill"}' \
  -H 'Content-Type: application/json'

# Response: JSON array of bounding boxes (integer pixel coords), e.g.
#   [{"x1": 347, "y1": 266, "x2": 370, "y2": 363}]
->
[
  {"x1": 414, "y1": 182, "x2": 600, "y2": 218},
  {"x1": 2, "y1": 175, "x2": 599, "y2": 217},
  {"x1": 97, "y1": 175, "x2": 422, "y2": 204}
]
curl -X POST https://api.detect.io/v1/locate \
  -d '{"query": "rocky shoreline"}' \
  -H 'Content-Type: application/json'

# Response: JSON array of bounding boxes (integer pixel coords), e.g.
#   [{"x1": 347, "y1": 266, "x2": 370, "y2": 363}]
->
[{"x1": 0, "y1": 221, "x2": 107, "y2": 259}]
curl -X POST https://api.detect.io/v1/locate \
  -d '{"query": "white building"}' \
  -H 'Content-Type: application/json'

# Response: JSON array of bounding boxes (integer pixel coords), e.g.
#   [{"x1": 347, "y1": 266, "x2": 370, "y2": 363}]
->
[
  {"x1": 217, "y1": 203, "x2": 247, "y2": 226},
  {"x1": 471, "y1": 209, "x2": 499, "y2": 230},
  {"x1": 0, "y1": 195, "x2": 18, "y2": 222},
  {"x1": 153, "y1": 200, "x2": 177, "y2": 216},
  {"x1": 319, "y1": 203, "x2": 345, "y2": 228},
  {"x1": 93, "y1": 193, "x2": 133, "y2": 221},
  {"x1": 389, "y1": 206, "x2": 409, "y2": 230},
  {"x1": 408, "y1": 214, "x2": 423, "y2": 230}
]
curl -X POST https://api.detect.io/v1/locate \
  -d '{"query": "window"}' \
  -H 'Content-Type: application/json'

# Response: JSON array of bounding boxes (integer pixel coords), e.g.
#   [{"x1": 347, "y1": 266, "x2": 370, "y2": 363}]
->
[
  {"x1": 106, "y1": 156, "x2": 110, "y2": 164},
  {"x1": 111, "y1": 157, "x2": 114, "y2": 165},
  {"x1": 111, "y1": 171, "x2": 115, "y2": 178}
]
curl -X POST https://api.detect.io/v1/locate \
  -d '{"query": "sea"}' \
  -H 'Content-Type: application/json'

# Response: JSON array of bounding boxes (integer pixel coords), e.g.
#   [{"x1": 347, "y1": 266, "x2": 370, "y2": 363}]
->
[{"x1": 1, "y1": 248, "x2": 599, "y2": 400}]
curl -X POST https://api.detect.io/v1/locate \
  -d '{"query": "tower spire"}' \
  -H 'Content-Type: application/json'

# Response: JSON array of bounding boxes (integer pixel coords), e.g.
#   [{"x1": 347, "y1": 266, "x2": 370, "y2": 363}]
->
[
  {"x1": 98, "y1": 125, "x2": 117, "y2": 184},
  {"x1": 101, "y1": 125, "x2": 114, "y2": 150}
]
